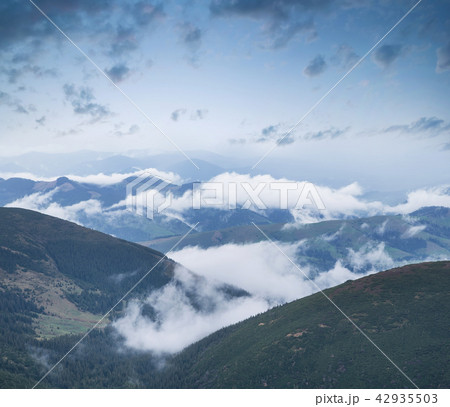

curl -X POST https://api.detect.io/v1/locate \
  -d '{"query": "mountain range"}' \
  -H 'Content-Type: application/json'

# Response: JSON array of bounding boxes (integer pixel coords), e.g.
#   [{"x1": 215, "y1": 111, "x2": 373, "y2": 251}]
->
[{"x1": 0, "y1": 209, "x2": 448, "y2": 388}]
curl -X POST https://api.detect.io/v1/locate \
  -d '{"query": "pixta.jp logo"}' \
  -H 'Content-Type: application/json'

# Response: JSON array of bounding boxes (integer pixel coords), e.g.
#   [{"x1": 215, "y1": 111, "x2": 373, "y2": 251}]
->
[{"x1": 126, "y1": 172, "x2": 172, "y2": 220}]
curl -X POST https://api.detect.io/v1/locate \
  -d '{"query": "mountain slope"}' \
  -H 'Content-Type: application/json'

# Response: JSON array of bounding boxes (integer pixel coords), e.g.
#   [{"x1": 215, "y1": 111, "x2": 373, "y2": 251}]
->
[
  {"x1": 155, "y1": 261, "x2": 450, "y2": 388},
  {"x1": 143, "y1": 208, "x2": 450, "y2": 272},
  {"x1": 0, "y1": 208, "x2": 178, "y2": 336}
]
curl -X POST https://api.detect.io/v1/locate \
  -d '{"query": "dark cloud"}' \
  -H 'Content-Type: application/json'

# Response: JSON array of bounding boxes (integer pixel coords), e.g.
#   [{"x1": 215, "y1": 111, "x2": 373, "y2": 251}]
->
[
  {"x1": 105, "y1": 64, "x2": 130, "y2": 82},
  {"x1": 385, "y1": 117, "x2": 449, "y2": 135},
  {"x1": 0, "y1": 0, "x2": 164, "y2": 78},
  {"x1": 436, "y1": 42, "x2": 450, "y2": 73},
  {"x1": 303, "y1": 55, "x2": 327, "y2": 77},
  {"x1": 372, "y1": 44, "x2": 402, "y2": 68},
  {"x1": 171, "y1": 108, "x2": 187, "y2": 121},
  {"x1": 210, "y1": 0, "x2": 333, "y2": 19},
  {"x1": 209, "y1": 0, "x2": 329, "y2": 49},
  {"x1": 0, "y1": 0, "x2": 110, "y2": 51},
  {"x1": 63, "y1": 84, "x2": 111, "y2": 121}
]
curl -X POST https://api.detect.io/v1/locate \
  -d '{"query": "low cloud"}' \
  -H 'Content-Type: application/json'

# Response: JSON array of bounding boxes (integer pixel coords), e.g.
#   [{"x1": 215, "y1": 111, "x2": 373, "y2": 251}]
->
[
  {"x1": 347, "y1": 242, "x2": 394, "y2": 273},
  {"x1": 4, "y1": 189, "x2": 103, "y2": 224},
  {"x1": 114, "y1": 237, "x2": 396, "y2": 354},
  {"x1": 401, "y1": 225, "x2": 426, "y2": 239}
]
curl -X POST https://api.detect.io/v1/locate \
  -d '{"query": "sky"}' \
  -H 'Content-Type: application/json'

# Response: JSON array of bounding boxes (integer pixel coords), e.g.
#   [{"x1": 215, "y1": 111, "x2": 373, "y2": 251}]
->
[{"x1": 0, "y1": 0, "x2": 450, "y2": 190}]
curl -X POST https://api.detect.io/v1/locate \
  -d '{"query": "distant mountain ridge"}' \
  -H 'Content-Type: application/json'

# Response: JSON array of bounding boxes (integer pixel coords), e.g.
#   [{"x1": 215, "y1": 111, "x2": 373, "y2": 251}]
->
[{"x1": 143, "y1": 207, "x2": 450, "y2": 274}]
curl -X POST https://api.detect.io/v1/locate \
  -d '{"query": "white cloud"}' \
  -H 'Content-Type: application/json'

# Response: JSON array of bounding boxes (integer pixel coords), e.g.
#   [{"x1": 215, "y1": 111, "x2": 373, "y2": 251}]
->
[
  {"x1": 387, "y1": 185, "x2": 450, "y2": 214},
  {"x1": 401, "y1": 225, "x2": 426, "y2": 239},
  {"x1": 5, "y1": 188, "x2": 103, "y2": 224},
  {"x1": 114, "y1": 240, "x2": 396, "y2": 355},
  {"x1": 347, "y1": 242, "x2": 394, "y2": 272}
]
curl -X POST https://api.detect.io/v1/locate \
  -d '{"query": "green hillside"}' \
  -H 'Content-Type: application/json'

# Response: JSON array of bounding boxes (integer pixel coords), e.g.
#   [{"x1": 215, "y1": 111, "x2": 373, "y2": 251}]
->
[
  {"x1": 0, "y1": 207, "x2": 177, "y2": 387},
  {"x1": 155, "y1": 261, "x2": 450, "y2": 388},
  {"x1": 29, "y1": 261, "x2": 450, "y2": 389}
]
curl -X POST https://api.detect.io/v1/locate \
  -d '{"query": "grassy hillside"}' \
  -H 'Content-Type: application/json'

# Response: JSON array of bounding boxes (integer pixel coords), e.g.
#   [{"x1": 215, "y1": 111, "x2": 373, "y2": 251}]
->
[
  {"x1": 28, "y1": 261, "x2": 450, "y2": 389},
  {"x1": 0, "y1": 207, "x2": 177, "y2": 387},
  {"x1": 154, "y1": 261, "x2": 450, "y2": 388}
]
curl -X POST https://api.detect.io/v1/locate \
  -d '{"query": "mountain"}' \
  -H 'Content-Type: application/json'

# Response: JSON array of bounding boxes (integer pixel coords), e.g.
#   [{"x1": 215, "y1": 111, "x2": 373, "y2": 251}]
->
[
  {"x1": 0, "y1": 207, "x2": 179, "y2": 387},
  {"x1": 9, "y1": 261, "x2": 449, "y2": 388},
  {"x1": 143, "y1": 208, "x2": 450, "y2": 273},
  {"x1": 0, "y1": 208, "x2": 250, "y2": 388},
  {"x1": 0, "y1": 175, "x2": 294, "y2": 241},
  {"x1": 154, "y1": 261, "x2": 450, "y2": 388},
  {"x1": 0, "y1": 151, "x2": 226, "y2": 181}
]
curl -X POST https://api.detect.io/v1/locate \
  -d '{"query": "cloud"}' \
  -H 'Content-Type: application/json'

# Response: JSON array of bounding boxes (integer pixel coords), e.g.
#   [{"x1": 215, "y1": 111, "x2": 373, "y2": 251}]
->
[
  {"x1": 190, "y1": 109, "x2": 208, "y2": 120},
  {"x1": 108, "y1": 26, "x2": 139, "y2": 57},
  {"x1": 0, "y1": 90, "x2": 33, "y2": 115},
  {"x1": 113, "y1": 124, "x2": 139, "y2": 137},
  {"x1": 209, "y1": 0, "x2": 332, "y2": 19},
  {"x1": 303, "y1": 55, "x2": 327, "y2": 77},
  {"x1": 171, "y1": 108, "x2": 187, "y2": 121},
  {"x1": 387, "y1": 185, "x2": 450, "y2": 214},
  {"x1": 105, "y1": 64, "x2": 130, "y2": 82},
  {"x1": 376, "y1": 219, "x2": 389, "y2": 236},
  {"x1": 171, "y1": 108, "x2": 207, "y2": 121},
  {"x1": 401, "y1": 225, "x2": 426, "y2": 239},
  {"x1": 129, "y1": 1, "x2": 165, "y2": 27},
  {"x1": 347, "y1": 242, "x2": 394, "y2": 273},
  {"x1": 114, "y1": 266, "x2": 270, "y2": 354},
  {"x1": 178, "y1": 22, "x2": 202, "y2": 51},
  {"x1": 35, "y1": 116, "x2": 46, "y2": 126},
  {"x1": 4, "y1": 188, "x2": 103, "y2": 224},
  {"x1": 303, "y1": 127, "x2": 349, "y2": 141},
  {"x1": 372, "y1": 44, "x2": 402, "y2": 68},
  {"x1": 331, "y1": 44, "x2": 359, "y2": 69},
  {"x1": 257, "y1": 124, "x2": 281, "y2": 142},
  {"x1": 436, "y1": 42, "x2": 450, "y2": 73},
  {"x1": 1, "y1": 64, "x2": 57, "y2": 84},
  {"x1": 209, "y1": 0, "x2": 326, "y2": 49},
  {"x1": 63, "y1": 84, "x2": 111, "y2": 121},
  {"x1": 385, "y1": 117, "x2": 448, "y2": 135},
  {"x1": 114, "y1": 236, "x2": 396, "y2": 354}
]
